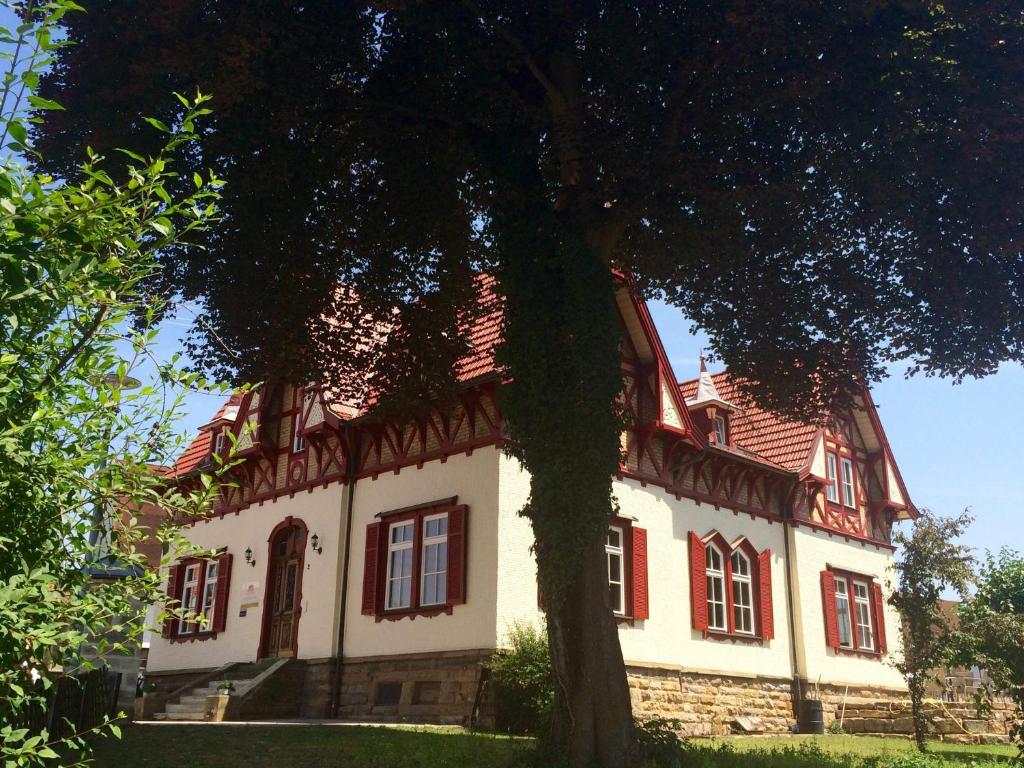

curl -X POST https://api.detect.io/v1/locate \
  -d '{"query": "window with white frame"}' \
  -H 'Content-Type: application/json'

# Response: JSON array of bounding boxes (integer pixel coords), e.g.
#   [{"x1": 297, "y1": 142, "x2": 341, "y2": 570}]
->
[
  {"x1": 840, "y1": 457, "x2": 856, "y2": 507},
  {"x1": 713, "y1": 414, "x2": 728, "y2": 445},
  {"x1": 730, "y1": 550, "x2": 754, "y2": 634},
  {"x1": 833, "y1": 576, "x2": 854, "y2": 648},
  {"x1": 826, "y1": 453, "x2": 839, "y2": 503},
  {"x1": 385, "y1": 521, "x2": 414, "y2": 610},
  {"x1": 606, "y1": 526, "x2": 625, "y2": 615},
  {"x1": 705, "y1": 543, "x2": 727, "y2": 631},
  {"x1": 214, "y1": 429, "x2": 226, "y2": 455},
  {"x1": 420, "y1": 514, "x2": 449, "y2": 606},
  {"x1": 853, "y1": 581, "x2": 875, "y2": 650},
  {"x1": 178, "y1": 562, "x2": 201, "y2": 635},
  {"x1": 200, "y1": 560, "x2": 219, "y2": 629},
  {"x1": 292, "y1": 410, "x2": 305, "y2": 453}
]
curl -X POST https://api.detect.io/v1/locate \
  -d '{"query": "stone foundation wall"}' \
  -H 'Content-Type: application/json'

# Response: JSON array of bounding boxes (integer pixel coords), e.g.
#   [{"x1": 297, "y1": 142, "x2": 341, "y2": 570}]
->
[
  {"x1": 337, "y1": 649, "x2": 494, "y2": 727},
  {"x1": 298, "y1": 659, "x2": 336, "y2": 719},
  {"x1": 838, "y1": 699, "x2": 1017, "y2": 745},
  {"x1": 627, "y1": 666, "x2": 797, "y2": 736}
]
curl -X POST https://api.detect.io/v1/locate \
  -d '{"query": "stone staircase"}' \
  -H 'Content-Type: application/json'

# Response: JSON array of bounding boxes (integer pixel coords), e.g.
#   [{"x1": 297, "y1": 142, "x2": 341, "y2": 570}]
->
[{"x1": 153, "y1": 658, "x2": 290, "y2": 721}]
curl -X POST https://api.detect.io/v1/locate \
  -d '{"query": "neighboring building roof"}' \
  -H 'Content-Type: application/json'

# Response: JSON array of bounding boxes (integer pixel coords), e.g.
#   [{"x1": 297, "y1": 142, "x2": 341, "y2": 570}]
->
[
  {"x1": 171, "y1": 399, "x2": 235, "y2": 477},
  {"x1": 679, "y1": 371, "x2": 820, "y2": 472}
]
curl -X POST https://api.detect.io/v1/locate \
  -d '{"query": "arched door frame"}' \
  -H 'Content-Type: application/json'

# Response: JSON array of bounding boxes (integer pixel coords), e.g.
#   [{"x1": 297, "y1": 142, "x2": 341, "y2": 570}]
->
[{"x1": 258, "y1": 516, "x2": 308, "y2": 659}]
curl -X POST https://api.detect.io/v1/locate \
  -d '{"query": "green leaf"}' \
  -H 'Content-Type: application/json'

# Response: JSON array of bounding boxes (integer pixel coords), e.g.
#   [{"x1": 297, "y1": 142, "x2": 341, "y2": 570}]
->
[
  {"x1": 142, "y1": 116, "x2": 170, "y2": 133},
  {"x1": 27, "y1": 95, "x2": 64, "y2": 111}
]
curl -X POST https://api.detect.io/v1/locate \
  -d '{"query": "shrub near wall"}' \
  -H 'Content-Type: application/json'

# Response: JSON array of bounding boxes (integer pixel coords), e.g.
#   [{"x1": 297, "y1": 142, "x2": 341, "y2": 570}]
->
[{"x1": 490, "y1": 623, "x2": 554, "y2": 735}]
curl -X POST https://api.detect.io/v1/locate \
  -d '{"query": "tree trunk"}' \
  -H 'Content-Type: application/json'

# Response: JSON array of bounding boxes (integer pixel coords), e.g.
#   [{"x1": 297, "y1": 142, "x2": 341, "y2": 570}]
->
[
  {"x1": 488, "y1": 153, "x2": 635, "y2": 764},
  {"x1": 910, "y1": 675, "x2": 927, "y2": 752},
  {"x1": 543, "y1": 522, "x2": 633, "y2": 767}
]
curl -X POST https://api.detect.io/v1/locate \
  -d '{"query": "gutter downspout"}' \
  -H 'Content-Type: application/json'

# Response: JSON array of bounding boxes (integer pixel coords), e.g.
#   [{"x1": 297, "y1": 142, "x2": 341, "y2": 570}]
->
[
  {"x1": 329, "y1": 422, "x2": 358, "y2": 718},
  {"x1": 781, "y1": 479, "x2": 804, "y2": 724}
]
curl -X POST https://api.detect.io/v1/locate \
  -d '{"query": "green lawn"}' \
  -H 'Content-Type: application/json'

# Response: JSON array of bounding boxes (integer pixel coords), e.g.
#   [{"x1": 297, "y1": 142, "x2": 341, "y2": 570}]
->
[{"x1": 89, "y1": 724, "x2": 1019, "y2": 768}]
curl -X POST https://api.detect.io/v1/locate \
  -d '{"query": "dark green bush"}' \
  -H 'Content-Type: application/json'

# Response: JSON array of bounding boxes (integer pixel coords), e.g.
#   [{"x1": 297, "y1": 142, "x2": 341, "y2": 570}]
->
[{"x1": 490, "y1": 622, "x2": 554, "y2": 736}]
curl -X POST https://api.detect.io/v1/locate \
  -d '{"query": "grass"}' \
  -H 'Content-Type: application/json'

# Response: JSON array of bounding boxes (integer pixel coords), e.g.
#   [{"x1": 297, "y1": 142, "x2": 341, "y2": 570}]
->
[{"x1": 89, "y1": 724, "x2": 1019, "y2": 768}]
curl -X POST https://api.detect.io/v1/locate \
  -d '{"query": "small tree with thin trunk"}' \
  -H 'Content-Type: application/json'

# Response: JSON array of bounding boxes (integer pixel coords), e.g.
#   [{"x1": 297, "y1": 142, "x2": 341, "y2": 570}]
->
[{"x1": 890, "y1": 510, "x2": 974, "y2": 753}]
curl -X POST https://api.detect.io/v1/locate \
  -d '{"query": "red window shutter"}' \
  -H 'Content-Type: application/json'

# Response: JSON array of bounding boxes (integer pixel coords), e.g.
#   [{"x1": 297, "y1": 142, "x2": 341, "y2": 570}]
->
[
  {"x1": 361, "y1": 522, "x2": 381, "y2": 615},
  {"x1": 758, "y1": 549, "x2": 774, "y2": 640},
  {"x1": 446, "y1": 505, "x2": 468, "y2": 605},
  {"x1": 689, "y1": 532, "x2": 708, "y2": 632},
  {"x1": 632, "y1": 527, "x2": 649, "y2": 620},
  {"x1": 162, "y1": 564, "x2": 183, "y2": 638},
  {"x1": 821, "y1": 570, "x2": 840, "y2": 650},
  {"x1": 211, "y1": 553, "x2": 233, "y2": 633},
  {"x1": 871, "y1": 581, "x2": 888, "y2": 654}
]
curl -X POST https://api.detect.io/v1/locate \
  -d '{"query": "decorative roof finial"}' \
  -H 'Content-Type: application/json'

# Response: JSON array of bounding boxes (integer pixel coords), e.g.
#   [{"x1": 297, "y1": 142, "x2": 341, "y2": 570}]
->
[{"x1": 699, "y1": 351, "x2": 707, "y2": 373}]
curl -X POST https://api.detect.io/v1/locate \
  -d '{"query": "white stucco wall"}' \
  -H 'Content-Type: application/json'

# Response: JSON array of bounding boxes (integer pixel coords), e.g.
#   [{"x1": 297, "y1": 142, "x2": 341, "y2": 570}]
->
[
  {"x1": 147, "y1": 484, "x2": 349, "y2": 672},
  {"x1": 612, "y1": 477, "x2": 794, "y2": 679},
  {"x1": 493, "y1": 458, "x2": 795, "y2": 680},
  {"x1": 342, "y1": 448, "x2": 503, "y2": 658},
  {"x1": 789, "y1": 525, "x2": 905, "y2": 689}
]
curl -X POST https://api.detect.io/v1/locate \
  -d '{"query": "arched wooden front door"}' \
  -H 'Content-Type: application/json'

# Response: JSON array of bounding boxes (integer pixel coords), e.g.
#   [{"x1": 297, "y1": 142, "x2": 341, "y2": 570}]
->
[{"x1": 260, "y1": 519, "x2": 306, "y2": 658}]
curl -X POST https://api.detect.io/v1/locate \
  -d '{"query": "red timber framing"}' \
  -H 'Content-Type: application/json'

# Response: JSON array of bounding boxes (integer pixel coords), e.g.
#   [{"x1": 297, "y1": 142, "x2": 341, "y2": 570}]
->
[
  {"x1": 195, "y1": 380, "x2": 505, "y2": 519},
  {"x1": 175, "y1": 277, "x2": 902, "y2": 553}
]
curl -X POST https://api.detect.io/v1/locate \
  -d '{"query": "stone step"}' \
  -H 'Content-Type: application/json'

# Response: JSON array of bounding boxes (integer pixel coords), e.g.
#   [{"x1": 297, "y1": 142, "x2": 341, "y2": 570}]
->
[
  {"x1": 180, "y1": 695, "x2": 209, "y2": 707},
  {"x1": 161, "y1": 711, "x2": 207, "y2": 721},
  {"x1": 164, "y1": 708, "x2": 206, "y2": 720}
]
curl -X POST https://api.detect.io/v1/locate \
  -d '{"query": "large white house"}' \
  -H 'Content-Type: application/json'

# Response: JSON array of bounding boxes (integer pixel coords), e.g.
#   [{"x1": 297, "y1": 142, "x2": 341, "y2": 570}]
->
[{"x1": 143, "y1": 276, "x2": 916, "y2": 734}]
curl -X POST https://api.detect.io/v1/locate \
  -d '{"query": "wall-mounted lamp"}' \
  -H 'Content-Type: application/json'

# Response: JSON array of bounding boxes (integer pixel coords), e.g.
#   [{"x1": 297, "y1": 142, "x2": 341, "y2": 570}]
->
[
  {"x1": 310, "y1": 533, "x2": 323, "y2": 555},
  {"x1": 244, "y1": 547, "x2": 256, "y2": 568}
]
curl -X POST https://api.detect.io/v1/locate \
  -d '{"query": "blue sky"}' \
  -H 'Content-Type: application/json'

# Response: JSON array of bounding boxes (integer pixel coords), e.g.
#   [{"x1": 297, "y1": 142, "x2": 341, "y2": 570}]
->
[{"x1": 157, "y1": 299, "x2": 1021, "y2": 560}]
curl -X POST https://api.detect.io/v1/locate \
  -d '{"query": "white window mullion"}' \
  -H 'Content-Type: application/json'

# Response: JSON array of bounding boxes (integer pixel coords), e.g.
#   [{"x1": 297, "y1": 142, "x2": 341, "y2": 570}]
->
[
  {"x1": 420, "y1": 514, "x2": 449, "y2": 607},
  {"x1": 730, "y1": 551, "x2": 754, "y2": 635},
  {"x1": 705, "y1": 543, "x2": 727, "y2": 631},
  {"x1": 834, "y1": 576, "x2": 853, "y2": 648},
  {"x1": 606, "y1": 527, "x2": 625, "y2": 615},
  {"x1": 840, "y1": 458, "x2": 856, "y2": 507},
  {"x1": 853, "y1": 581, "x2": 875, "y2": 650},
  {"x1": 178, "y1": 563, "x2": 200, "y2": 635},
  {"x1": 385, "y1": 522, "x2": 414, "y2": 610},
  {"x1": 826, "y1": 454, "x2": 839, "y2": 503},
  {"x1": 200, "y1": 560, "x2": 219, "y2": 630}
]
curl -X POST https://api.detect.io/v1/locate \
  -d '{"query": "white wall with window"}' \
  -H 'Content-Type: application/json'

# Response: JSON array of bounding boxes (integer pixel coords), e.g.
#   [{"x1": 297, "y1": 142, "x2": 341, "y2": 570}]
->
[{"x1": 791, "y1": 526, "x2": 904, "y2": 689}]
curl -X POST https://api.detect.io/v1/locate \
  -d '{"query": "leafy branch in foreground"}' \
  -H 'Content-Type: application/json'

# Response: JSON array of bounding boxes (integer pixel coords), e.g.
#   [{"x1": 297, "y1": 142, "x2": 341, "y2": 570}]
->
[{"x1": 0, "y1": 4, "x2": 229, "y2": 764}]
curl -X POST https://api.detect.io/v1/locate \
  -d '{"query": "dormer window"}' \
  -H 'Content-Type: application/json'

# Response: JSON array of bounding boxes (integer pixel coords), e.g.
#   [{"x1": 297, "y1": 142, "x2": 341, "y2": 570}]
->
[
  {"x1": 713, "y1": 414, "x2": 728, "y2": 445},
  {"x1": 826, "y1": 454, "x2": 839, "y2": 502},
  {"x1": 840, "y1": 457, "x2": 856, "y2": 508},
  {"x1": 213, "y1": 430, "x2": 226, "y2": 456}
]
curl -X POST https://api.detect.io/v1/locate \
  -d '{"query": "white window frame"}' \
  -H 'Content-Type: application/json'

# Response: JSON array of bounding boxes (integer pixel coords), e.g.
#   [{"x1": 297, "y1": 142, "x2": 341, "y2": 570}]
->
[
  {"x1": 730, "y1": 550, "x2": 755, "y2": 635},
  {"x1": 385, "y1": 521, "x2": 414, "y2": 611},
  {"x1": 200, "y1": 560, "x2": 219, "y2": 630},
  {"x1": 833, "y1": 576, "x2": 854, "y2": 648},
  {"x1": 606, "y1": 526, "x2": 625, "y2": 616},
  {"x1": 292, "y1": 410, "x2": 305, "y2": 453},
  {"x1": 213, "y1": 430, "x2": 226, "y2": 455},
  {"x1": 705, "y1": 542, "x2": 727, "y2": 632},
  {"x1": 178, "y1": 562, "x2": 201, "y2": 635},
  {"x1": 840, "y1": 457, "x2": 856, "y2": 507},
  {"x1": 826, "y1": 453, "x2": 839, "y2": 503},
  {"x1": 713, "y1": 415, "x2": 727, "y2": 445},
  {"x1": 853, "y1": 581, "x2": 875, "y2": 651},
  {"x1": 419, "y1": 513, "x2": 449, "y2": 607}
]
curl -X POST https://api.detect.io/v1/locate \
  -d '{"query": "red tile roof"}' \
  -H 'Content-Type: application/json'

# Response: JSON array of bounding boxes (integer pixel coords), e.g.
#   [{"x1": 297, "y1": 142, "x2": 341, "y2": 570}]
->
[
  {"x1": 454, "y1": 273, "x2": 503, "y2": 383},
  {"x1": 171, "y1": 400, "x2": 235, "y2": 477},
  {"x1": 679, "y1": 372, "x2": 819, "y2": 472}
]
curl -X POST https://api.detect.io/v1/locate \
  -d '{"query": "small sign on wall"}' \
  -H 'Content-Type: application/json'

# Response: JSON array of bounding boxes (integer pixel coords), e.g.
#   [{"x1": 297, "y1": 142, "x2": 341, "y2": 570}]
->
[
  {"x1": 239, "y1": 601, "x2": 259, "y2": 618},
  {"x1": 240, "y1": 583, "x2": 260, "y2": 617}
]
